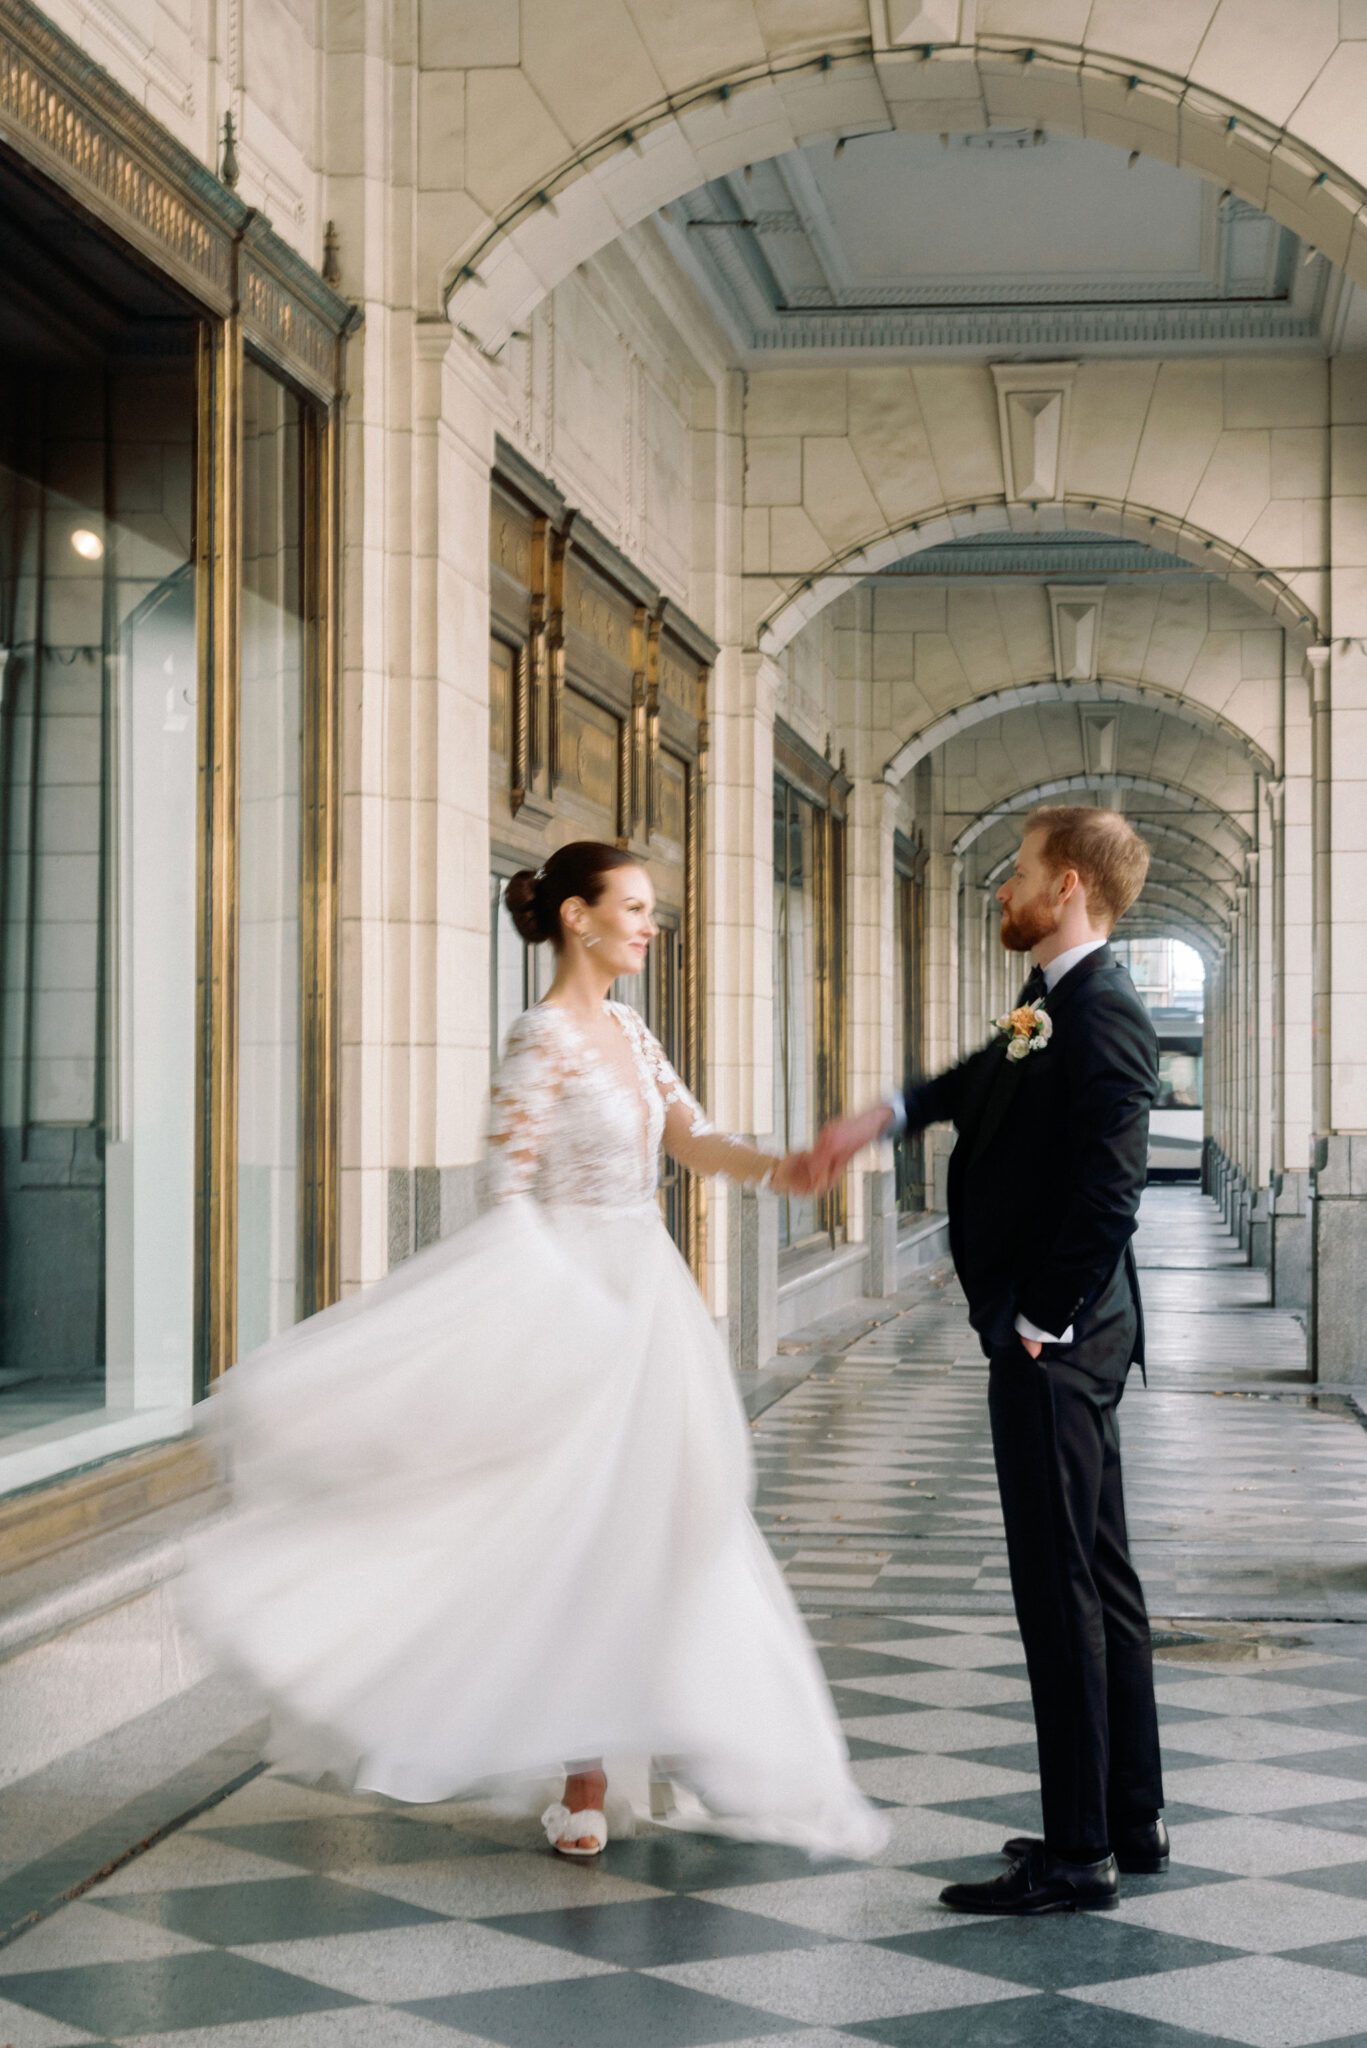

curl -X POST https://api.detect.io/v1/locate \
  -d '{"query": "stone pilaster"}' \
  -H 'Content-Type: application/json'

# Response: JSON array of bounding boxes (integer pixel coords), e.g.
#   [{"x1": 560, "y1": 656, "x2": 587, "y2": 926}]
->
[{"x1": 1308, "y1": 360, "x2": 1367, "y2": 1375}]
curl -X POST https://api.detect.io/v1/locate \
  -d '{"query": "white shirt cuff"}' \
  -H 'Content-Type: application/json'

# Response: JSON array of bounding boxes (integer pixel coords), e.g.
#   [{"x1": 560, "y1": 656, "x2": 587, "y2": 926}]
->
[
  {"x1": 885, "y1": 1092, "x2": 908, "y2": 1137},
  {"x1": 1015, "y1": 1310, "x2": 1075, "y2": 1346}
]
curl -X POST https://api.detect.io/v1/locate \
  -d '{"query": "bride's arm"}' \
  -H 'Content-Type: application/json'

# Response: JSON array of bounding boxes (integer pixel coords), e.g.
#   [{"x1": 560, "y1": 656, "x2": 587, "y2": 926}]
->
[
  {"x1": 638, "y1": 1023, "x2": 798, "y2": 1189},
  {"x1": 486, "y1": 1013, "x2": 566, "y2": 1201}
]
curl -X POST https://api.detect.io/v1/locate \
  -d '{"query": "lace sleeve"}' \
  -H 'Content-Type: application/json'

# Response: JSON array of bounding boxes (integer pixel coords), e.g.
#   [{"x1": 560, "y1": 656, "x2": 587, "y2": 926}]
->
[
  {"x1": 630, "y1": 1015, "x2": 780, "y2": 1186},
  {"x1": 486, "y1": 1010, "x2": 567, "y2": 1202}
]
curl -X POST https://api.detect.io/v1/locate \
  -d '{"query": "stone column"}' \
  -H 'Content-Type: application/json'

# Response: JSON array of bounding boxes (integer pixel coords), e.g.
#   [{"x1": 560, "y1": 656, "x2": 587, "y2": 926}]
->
[
  {"x1": 713, "y1": 647, "x2": 779, "y2": 1369},
  {"x1": 1271, "y1": 664, "x2": 1314, "y2": 1307},
  {"x1": 383, "y1": 328, "x2": 497, "y2": 1270},
  {"x1": 849, "y1": 779, "x2": 899, "y2": 1296},
  {"x1": 1305, "y1": 634, "x2": 1367, "y2": 1376},
  {"x1": 1250, "y1": 802, "x2": 1274, "y2": 1269},
  {"x1": 1308, "y1": 353, "x2": 1367, "y2": 1376},
  {"x1": 921, "y1": 784, "x2": 958, "y2": 1212}
]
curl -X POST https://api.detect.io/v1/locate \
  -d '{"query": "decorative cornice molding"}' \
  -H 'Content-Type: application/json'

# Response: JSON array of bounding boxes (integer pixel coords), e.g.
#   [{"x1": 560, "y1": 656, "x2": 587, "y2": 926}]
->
[
  {"x1": 0, "y1": 0, "x2": 357, "y2": 397},
  {"x1": 885, "y1": 538, "x2": 1196, "y2": 576},
  {"x1": 742, "y1": 303, "x2": 1322, "y2": 352}
]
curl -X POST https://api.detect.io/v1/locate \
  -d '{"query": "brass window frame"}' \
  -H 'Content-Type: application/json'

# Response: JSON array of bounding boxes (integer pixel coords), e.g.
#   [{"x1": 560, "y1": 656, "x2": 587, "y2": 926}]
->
[
  {"x1": 0, "y1": 0, "x2": 358, "y2": 1400},
  {"x1": 773, "y1": 726, "x2": 850, "y2": 1256},
  {"x1": 894, "y1": 830, "x2": 930, "y2": 1220},
  {"x1": 485, "y1": 441, "x2": 715, "y2": 1280},
  {"x1": 200, "y1": 340, "x2": 346, "y2": 1389}
]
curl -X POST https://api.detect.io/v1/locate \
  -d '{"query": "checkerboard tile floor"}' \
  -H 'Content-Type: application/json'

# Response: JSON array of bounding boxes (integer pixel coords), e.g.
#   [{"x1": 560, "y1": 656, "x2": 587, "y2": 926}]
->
[{"x1": 4, "y1": 1189, "x2": 1367, "y2": 2046}]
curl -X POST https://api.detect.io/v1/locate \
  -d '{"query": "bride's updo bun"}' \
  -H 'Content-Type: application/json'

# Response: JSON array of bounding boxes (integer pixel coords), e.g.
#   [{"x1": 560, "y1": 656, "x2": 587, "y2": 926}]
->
[{"x1": 504, "y1": 840, "x2": 641, "y2": 949}]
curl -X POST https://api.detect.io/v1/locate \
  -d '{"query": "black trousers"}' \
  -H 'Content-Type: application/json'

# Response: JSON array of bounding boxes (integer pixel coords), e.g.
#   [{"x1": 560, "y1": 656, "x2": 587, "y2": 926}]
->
[{"x1": 987, "y1": 1340, "x2": 1164, "y2": 1858}]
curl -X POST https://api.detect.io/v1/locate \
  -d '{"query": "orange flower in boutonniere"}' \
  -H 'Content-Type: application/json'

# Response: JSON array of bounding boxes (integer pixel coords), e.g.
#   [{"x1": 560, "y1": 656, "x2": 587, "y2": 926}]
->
[{"x1": 995, "y1": 1001, "x2": 1053, "y2": 1063}]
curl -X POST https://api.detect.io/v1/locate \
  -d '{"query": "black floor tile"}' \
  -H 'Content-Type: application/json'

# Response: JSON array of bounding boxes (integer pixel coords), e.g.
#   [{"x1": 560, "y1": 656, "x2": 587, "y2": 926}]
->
[
  {"x1": 898, "y1": 1855, "x2": 1236, "y2": 1896},
  {"x1": 821, "y1": 1646, "x2": 949, "y2": 1682},
  {"x1": 1261, "y1": 1796, "x2": 1367, "y2": 1837},
  {"x1": 482, "y1": 1894, "x2": 835, "y2": 1968},
  {"x1": 600, "y1": 1832, "x2": 860, "y2": 1892},
  {"x1": 847, "y1": 1993, "x2": 1237, "y2": 2046},
  {"x1": 0, "y1": 1951, "x2": 358, "y2": 2036},
  {"x1": 878, "y1": 1915, "x2": 1239, "y2": 1990},
  {"x1": 1281, "y1": 1860, "x2": 1367, "y2": 1900},
  {"x1": 1266, "y1": 1745, "x2": 1367, "y2": 1784},
  {"x1": 99, "y1": 1872, "x2": 448, "y2": 1945},
  {"x1": 829, "y1": 1685, "x2": 932, "y2": 1719},
  {"x1": 404, "y1": 1970, "x2": 798, "y2": 2046},
  {"x1": 1287, "y1": 1935, "x2": 1367, "y2": 1978}
]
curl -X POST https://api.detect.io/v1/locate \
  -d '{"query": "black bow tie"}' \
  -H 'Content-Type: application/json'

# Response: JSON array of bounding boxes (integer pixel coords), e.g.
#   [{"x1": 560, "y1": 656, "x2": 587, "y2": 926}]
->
[{"x1": 1018, "y1": 966, "x2": 1047, "y2": 1006}]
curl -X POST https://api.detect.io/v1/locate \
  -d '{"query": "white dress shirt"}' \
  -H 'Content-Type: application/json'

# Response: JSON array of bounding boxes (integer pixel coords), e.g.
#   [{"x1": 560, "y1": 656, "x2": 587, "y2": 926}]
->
[{"x1": 887, "y1": 938, "x2": 1108, "y2": 1349}]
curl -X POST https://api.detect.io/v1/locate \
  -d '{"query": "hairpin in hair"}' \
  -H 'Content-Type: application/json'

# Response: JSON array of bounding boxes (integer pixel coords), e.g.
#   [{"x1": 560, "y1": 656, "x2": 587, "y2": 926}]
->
[{"x1": 533, "y1": 865, "x2": 546, "y2": 883}]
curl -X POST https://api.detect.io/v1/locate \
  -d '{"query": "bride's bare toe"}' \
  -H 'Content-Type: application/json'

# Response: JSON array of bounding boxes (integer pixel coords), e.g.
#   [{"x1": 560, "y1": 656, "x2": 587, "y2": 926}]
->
[{"x1": 543, "y1": 1767, "x2": 609, "y2": 1856}]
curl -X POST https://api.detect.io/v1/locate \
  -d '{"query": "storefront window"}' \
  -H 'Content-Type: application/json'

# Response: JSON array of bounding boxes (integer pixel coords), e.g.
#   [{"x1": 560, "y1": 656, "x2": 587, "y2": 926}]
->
[
  {"x1": 894, "y1": 851, "x2": 928, "y2": 1217},
  {"x1": 0, "y1": 193, "x2": 199, "y2": 1481},
  {"x1": 773, "y1": 766, "x2": 845, "y2": 1254},
  {"x1": 0, "y1": 130, "x2": 345, "y2": 1491},
  {"x1": 236, "y1": 361, "x2": 314, "y2": 1354}
]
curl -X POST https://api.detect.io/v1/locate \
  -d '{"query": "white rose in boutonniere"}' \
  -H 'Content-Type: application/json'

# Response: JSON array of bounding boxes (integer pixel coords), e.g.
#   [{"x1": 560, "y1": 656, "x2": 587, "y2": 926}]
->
[{"x1": 995, "y1": 1002, "x2": 1052, "y2": 1062}]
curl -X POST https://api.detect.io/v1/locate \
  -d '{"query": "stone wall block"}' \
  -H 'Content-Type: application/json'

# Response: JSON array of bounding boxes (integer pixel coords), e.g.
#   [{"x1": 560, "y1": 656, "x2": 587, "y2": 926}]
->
[{"x1": 747, "y1": 371, "x2": 848, "y2": 440}]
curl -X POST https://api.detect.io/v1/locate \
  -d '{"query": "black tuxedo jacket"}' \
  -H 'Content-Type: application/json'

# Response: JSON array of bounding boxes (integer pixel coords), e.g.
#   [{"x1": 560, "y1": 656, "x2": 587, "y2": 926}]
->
[{"x1": 903, "y1": 943, "x2": 1158, "y2": 1375}]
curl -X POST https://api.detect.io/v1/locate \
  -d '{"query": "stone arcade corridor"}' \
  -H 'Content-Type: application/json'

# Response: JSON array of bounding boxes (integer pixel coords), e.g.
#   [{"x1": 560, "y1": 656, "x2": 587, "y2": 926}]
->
[{"x1": 4, "y1": 1191, "x2": 1367, "y2": 2047}]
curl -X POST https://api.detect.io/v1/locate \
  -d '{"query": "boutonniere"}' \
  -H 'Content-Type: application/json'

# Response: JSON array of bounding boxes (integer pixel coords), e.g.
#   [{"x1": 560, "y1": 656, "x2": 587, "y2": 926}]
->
[{"x1": 995, "y1": 1002, "x2": 1052, "y2": 1062}]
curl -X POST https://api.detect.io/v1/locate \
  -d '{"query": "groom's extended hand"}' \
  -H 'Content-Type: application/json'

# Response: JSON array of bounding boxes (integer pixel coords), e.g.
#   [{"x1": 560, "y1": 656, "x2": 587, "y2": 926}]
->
[
  {"x1": 770, "y1": 1151, "x2": 820, "y2": 1197},
  {"x1": 808, "y1": 1102, "x2": 896, "y2": 1194}
]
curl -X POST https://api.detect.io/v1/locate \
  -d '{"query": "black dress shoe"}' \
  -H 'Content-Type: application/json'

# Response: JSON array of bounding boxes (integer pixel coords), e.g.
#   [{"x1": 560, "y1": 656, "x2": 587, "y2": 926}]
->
[
  {"x1": 1001, "y1": 1817, "x2": 1169, "y2": 1875},
  {"x1": 941, "y1": 1844, "x2": 1119, "y2": 1915}
]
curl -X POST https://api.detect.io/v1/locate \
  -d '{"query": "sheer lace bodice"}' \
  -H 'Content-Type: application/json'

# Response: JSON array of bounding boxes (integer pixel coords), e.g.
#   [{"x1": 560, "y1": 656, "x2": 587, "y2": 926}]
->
[{"x1": 487, "y1": 1000, "x2": 765, "y2": 1208}]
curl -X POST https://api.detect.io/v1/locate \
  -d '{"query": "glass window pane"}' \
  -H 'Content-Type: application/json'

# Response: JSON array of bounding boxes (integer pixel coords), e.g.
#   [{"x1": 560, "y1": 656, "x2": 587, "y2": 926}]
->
[
  {"x1": 773, "y1": 776, "x2": 823, "y2": 1250},
  {"x1": 0, "y1": 282, "x2": 198, "y2": 1468},
  {"x1": 236, "y1": 361, "x2": 308, "y2": 1355}
]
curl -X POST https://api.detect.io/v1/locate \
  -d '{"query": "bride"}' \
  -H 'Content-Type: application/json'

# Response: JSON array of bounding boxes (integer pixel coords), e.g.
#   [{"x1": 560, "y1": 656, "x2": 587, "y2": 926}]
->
[{"x1": 184, "y1": 838, "x2": 885, "y2": 1863}]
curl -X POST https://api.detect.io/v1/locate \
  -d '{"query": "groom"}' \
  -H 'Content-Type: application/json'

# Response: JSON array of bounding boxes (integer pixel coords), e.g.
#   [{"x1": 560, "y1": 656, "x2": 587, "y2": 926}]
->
[{"x1": 810, "y1": 806, "x2": 1166, "y2": 1915}]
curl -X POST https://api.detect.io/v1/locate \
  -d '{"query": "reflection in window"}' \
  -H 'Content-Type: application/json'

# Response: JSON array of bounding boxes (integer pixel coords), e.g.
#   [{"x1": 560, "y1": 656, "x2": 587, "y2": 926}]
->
[
  {"x1": 235, "y1": 361, "x2": 309, "y2": 1356},
  {"x1": 0, "y1": 340, "x2": 198, "y2": 1456},
  {"x1": 893, "y1": 856, "x2": 927, "y2": 1216},
  {"x1": 1156, "y1": 1047, "x2": 1203, "y2": 1110},
  {"x1": 773, "y1": 773, "x2": 844, "y2": 1253}
]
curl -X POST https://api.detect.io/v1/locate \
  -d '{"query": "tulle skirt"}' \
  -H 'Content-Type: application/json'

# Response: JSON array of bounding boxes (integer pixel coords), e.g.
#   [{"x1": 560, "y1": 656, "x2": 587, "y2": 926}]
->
[{"x1": 181, "y1": 1195, "x2": 886, "y2": 1858}]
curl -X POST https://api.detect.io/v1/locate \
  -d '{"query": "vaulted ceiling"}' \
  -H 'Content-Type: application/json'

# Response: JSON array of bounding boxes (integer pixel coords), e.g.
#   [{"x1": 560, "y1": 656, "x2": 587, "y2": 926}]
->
[{"x1": 661, "y1": 129, "x2": 1330, "y2": 358}]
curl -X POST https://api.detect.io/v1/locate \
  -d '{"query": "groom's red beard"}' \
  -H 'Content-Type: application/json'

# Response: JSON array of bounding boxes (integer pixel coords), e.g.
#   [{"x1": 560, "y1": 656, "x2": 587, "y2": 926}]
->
[{"x1": 999, "y1": 896, "x2": 1061, "y2": 954}]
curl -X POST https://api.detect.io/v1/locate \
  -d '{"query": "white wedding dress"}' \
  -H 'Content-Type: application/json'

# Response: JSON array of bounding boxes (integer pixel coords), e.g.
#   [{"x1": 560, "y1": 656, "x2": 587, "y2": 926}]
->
[{"x1": 183, "y1": 1000, "x2": 885, "y2": 1858}]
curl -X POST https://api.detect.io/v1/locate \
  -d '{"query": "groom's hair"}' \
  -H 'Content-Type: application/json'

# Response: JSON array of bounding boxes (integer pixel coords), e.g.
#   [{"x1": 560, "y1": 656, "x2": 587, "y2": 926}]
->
[{"x1": 1025, "y1": 806, "x2": 1151, "y2": 929}]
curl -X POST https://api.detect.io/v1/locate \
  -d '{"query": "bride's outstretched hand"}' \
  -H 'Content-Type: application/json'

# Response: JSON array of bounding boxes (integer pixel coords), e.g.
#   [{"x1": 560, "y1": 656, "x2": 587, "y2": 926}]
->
[
  {"x1": 770, "y1": 1151, "x2": 819, "y2": 1197},
  {"x1": 809, "y1": 1103, "x2": 895, "y2": 1191}
]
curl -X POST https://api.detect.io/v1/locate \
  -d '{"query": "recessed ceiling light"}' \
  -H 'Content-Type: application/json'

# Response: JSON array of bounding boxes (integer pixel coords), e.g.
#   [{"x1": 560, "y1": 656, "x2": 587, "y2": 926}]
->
[{"x1": 70, "y1": 528, "x2": 104, "y2": 561}]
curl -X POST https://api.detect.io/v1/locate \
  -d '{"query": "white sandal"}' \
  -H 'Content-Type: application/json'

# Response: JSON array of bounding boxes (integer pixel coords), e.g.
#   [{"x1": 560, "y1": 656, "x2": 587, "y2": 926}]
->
[{"x1": 541, "y1": 1801, "x2": 608, "y2": 1858}]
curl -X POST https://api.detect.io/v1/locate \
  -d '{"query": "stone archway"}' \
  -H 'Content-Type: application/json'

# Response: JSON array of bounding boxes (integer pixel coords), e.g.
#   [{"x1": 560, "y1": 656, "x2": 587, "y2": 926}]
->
[
  {"x1": 754, "y1": 493, "x2": 1323, "y2": 658},
  {"x1": 953, "y1": 772, "x2": 1254, "y2": 862},
  {"x1": 437, "y1": 10, "x2": 1367, "y2": 340},
  {"x1": 884, "y1": 675, "x2": 1277, "y2": 786}
]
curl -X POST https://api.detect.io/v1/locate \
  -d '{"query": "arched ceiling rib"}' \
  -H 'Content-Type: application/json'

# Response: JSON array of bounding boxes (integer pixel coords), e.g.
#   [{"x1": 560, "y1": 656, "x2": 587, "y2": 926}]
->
[
  {"x1": 885, "y1": 676, "x2": 1276, "y2": 787},
  {"x1": 982, "y1": 817, "x2": 1240, "y2": 890},
  {"x1": 953, "y1": 774, "x2": 1253, "y2": 862},
  {"x1": 443, "y1": 33, "x2": 1367, "y2": 347},
  {"x1": 760, "y1": 499, "x2": 1319, "y2": 656}
]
